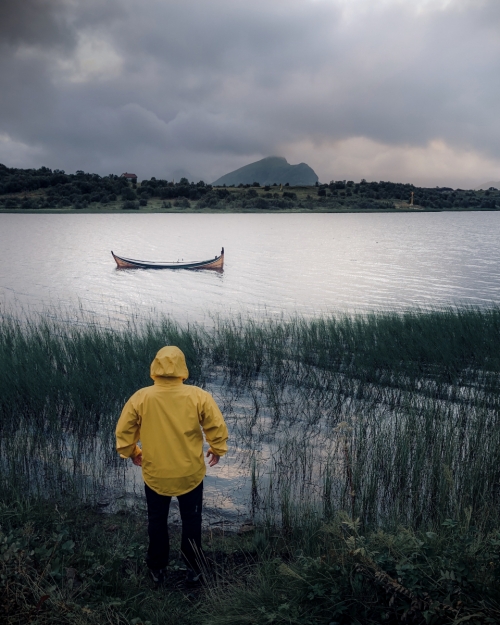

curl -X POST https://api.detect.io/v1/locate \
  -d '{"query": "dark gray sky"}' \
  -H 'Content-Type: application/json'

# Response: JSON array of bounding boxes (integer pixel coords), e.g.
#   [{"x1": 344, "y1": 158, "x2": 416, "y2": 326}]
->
[{"x1": 1, "y1": 0, "x2": 499, "y2": 187}]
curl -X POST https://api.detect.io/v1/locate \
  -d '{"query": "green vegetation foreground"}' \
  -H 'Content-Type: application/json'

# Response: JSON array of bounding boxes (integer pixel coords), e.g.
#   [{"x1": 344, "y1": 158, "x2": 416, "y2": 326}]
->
[{"x1": 1, "y1": 307, "x2": 500, "y2": 624}]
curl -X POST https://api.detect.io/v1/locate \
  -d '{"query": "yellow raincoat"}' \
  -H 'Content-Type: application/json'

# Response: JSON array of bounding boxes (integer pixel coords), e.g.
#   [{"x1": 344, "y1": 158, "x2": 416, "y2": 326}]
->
[{"x1": 115, "y1": 346, "x2": 228, "y2": 497}]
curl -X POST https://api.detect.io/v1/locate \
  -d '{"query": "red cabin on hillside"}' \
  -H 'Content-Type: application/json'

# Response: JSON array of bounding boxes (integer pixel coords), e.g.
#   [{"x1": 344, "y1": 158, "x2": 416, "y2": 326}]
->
[{"x1": 121, "y1": 172, "x2": 137, "y2": 183}]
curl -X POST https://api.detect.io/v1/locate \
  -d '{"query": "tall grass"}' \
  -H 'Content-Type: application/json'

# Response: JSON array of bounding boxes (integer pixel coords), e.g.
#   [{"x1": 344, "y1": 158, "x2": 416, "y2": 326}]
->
[{"x1": 1, "y1": 307, "x2": 500, "y2": 531}]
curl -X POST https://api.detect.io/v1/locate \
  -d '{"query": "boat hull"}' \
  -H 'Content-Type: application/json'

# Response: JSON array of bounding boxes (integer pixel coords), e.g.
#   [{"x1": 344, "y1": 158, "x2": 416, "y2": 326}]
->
[{"x1": 111, "y1": 249, "x2": 224, "y2": 271}]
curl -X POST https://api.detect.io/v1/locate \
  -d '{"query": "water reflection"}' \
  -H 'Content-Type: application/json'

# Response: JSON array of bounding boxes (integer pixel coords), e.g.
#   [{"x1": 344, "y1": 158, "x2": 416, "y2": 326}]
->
[
  {"x1": 1, "y1": 212, "x2": 500, "y2": 325},
  {"x1": 2, "y1": 212, "x2": 500, "y2": 524}
]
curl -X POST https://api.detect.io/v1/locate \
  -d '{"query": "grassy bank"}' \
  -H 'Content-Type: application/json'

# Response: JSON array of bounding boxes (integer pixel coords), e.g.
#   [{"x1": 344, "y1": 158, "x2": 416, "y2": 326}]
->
[
  {"x1": 2, "y1": 497, "x2": 500, "y2": 624},
  {"x1": 1, "y1": 307, "x2": 500, "y2": 623},
  {"x1": 0, "y1": 205, "x2": 444, "y2": 214}
]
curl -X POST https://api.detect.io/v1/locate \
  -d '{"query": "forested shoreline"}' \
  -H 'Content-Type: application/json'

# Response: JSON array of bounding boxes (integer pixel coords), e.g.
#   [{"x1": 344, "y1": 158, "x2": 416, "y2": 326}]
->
[{"x1": 1, "y1": 163, "x2": 499, "y2": 212}]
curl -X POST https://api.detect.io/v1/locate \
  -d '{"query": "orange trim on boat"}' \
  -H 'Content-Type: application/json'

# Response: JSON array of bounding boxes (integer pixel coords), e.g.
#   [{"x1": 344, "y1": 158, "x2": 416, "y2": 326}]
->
[{"x1": 111, "y1": 248, "x2": 224, "y2": 271}]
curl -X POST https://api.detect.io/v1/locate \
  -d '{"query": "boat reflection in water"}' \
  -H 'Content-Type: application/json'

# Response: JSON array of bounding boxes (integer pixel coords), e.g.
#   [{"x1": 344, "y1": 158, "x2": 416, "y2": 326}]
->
[{"x1": 111, "y1": 247, "x2": 224, "y2": 272}]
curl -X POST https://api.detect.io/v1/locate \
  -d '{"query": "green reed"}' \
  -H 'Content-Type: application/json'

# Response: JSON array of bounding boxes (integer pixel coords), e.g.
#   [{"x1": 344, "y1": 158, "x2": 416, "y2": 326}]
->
[{"x1": 1, "y1": 306, "x2": 500, "y2": 530}]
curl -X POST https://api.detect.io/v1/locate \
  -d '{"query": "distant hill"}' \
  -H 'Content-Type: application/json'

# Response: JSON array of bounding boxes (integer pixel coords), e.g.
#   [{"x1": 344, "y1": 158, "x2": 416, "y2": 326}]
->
[
  {"x1": 212, "y1": 156, "x2": 319, "y2": 186},
  {"x1": 476, "y1": 181, "x2": 500, "y2": 190}
]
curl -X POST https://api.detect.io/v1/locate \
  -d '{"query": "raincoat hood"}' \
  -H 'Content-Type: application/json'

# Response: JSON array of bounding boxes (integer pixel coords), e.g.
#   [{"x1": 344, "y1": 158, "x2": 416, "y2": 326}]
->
[{"x1": 150, "y1": 346, "x2": 189, "y2": 380}]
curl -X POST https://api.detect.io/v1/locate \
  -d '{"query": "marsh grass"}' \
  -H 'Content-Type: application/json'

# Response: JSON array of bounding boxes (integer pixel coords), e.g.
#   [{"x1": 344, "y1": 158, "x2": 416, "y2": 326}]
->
[
  {"x1": 2, "y1": 306, "x2": 500, "y2": 623},
  {"x1": 1, "y1": 307, "x2": 500, "y2": 528}
]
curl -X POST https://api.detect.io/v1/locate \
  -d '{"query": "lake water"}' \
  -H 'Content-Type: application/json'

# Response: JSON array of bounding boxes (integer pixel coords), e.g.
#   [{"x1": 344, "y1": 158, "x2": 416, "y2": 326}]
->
[
  {"x1": 2, "y1": 211, "x2": 500, "y2": 525},
  {"x1": 2, "y1": 211, "x2": 500, "y2": 323}
]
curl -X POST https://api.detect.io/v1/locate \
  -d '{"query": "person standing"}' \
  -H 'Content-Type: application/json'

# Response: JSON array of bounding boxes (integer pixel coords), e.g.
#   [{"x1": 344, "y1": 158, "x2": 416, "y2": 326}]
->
[{"x1": 116, "y1": 346, "x2": 228, "y2": 586}]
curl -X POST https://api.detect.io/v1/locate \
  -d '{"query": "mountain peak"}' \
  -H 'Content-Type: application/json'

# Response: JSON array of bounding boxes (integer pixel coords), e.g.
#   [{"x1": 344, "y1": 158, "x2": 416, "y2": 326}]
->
[{"x1": 213, "y1": 157, "x2": 318, "y2": 186}]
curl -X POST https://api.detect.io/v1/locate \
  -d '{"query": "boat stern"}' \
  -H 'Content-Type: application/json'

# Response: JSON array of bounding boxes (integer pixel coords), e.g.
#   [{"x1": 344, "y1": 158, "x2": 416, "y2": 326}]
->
[{"x1": 111, "y1": 251, "x2": 139, "y2": 269}]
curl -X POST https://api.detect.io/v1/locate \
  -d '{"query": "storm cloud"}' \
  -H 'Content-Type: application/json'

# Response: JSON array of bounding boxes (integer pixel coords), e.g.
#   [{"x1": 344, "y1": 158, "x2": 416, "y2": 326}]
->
[{"x1": 1, "y1": 0, "x2": 500, "y2": 187}]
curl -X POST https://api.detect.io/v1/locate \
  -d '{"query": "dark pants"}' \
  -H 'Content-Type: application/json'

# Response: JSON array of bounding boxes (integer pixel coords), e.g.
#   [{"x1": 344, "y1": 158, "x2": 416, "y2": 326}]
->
[{"x1": 144, "y1": 481, "x2": 203, "y2": 572}]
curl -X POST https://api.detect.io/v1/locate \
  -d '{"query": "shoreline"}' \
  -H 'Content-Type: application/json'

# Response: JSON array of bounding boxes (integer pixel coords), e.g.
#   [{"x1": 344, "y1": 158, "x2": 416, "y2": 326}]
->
[
  {"x1": 1, "y1": 206, "x2": 498, "y2": 215},
  {"x1": 4, "y1": 494, "x2": 498, "y2": 624},
  {"x1": 3, "y1": 169, "x2": 498, "y2": 214}
]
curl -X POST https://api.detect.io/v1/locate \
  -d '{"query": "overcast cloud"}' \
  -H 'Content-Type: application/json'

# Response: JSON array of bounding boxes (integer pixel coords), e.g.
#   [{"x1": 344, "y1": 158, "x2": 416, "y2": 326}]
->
[{"x1": 1, "y1": 0, "x2": 499, "y2": 187}]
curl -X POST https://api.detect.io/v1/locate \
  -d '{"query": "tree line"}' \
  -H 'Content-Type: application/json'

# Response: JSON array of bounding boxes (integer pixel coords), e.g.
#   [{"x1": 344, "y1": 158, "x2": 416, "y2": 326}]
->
[
  {"x1": 317, "y1": 179, "x2": 499, "y2": 210},
  {"x1": 0, "y1": 164, "x2": 498, "y2": 211}
]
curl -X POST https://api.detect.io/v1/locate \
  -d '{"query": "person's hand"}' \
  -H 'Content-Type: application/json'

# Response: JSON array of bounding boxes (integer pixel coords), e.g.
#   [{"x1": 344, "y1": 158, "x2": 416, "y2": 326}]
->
[
  {"x1": 206, "y1": 449, "x2": 220, "y2": 467},
  {"x1": 132, "y1": 452, "x2": 142, "y2": 467}
]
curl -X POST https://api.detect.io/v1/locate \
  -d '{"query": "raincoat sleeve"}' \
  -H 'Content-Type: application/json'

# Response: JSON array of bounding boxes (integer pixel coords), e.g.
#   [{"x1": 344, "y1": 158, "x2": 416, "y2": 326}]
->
[
  {"x1": 115, "y1": 395, "x2": 142, "y2": 459},
  {"x1": 200, "y1": 392, "x2": 228, "y2": 457}
]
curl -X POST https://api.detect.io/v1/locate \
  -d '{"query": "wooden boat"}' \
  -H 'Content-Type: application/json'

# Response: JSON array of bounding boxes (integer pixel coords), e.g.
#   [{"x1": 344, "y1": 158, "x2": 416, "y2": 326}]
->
[{"x1": 111, "y1": 247, "x2": 224, "y2": 271}]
